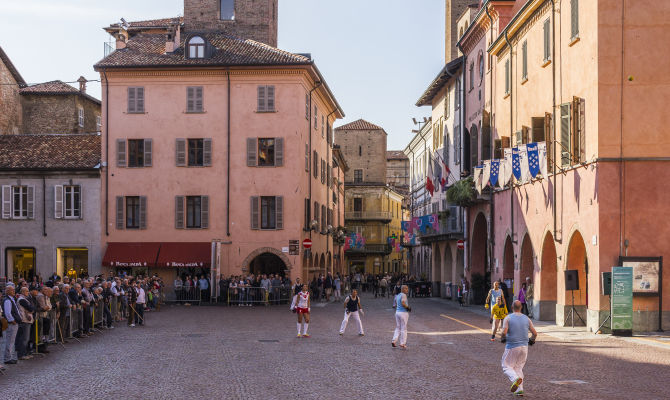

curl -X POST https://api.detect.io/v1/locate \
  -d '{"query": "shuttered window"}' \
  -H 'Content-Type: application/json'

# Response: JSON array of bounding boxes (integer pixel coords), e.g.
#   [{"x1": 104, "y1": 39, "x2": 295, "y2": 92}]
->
[
  {"x1": 115, "y1": 196, "x2": 124, "y2": 229},
  {"x1": 128, "y1": 87, "x2": 144, "y2": 113},
  {"x1": 543, "y1": 18, "x2": 551, "y2": 62},
  {"x1": 187, "y1": 86, "x2": 203, "y2": 112},
  {"x1": 545, "y1": 112, "x2": 553, "y2": 172},
  {"x1": 572, "y1": 97, "x2": 586, "y2": 163},
  {"x1": 305, "y1": 93, "x2": 309, "y2": 119},
  {"x1": 504, "y1": 59, "x2": 510, "y2": 95},
  {"x1": 321, "y1": 159, "x2": 326, "y2": 184},
  {"x1": 176, "y1": 138, "x2": 186, "y2": 166},
  {"x1": 571, "y1": 0, "x2": 579, "y2": 39},
  {"x1": 321, "y1": 205, "x2": 326, "y2": 231},
  {"x1": 304, "y1": 198, "x2": 310, "y2": 229},
  {"x1": 250, "y1": 138, "x2": 283, "y2": 167},
  {"x1": 183, "y1": 138, "x2": 210, "y2": 167},
  {"x1": 314, "y1": 201, "x2": 319, "y2": 231},
  {"x1": 175, "y1": 196, "x2": 185, "y2": 229},
  {"x1": 116, "y1": 139, "x2": 126, "y2": 167},
  {"x1": 128, "y1": 139, "x2": 144, "y2": 167},
  {"x1": 63, "y1": 185, "x2": 81, "y2": 219},
  {"x1": 54, "y1": 185, "x2": 64, "y2": 219},
  {"x1": 247, "y1": 138, "x2": 257, "y2": 167},
  {"x1": 176, "y1": 195, "x2": 209, "y2": 229},
  {"x1": 250, "y1": 196, "x2": 260, "y2": 230},
  {"x1": 139, "y1": 196, "x2": 147, "y2": 229},
  {"x1": 257, "y1": 85, "x2": 275, "y2": 112},
  {"x1": 560, "y1": 103, "x2": 571, "y2": 166},
  {"x1": 275, "y1": 196, "x2": 283, "y2": 230},
  {"x1": 521, "y1": 40, "x2": 528, "y2": 80},
  {"x1": 305, "y1": 144, "x2": 309, "y2": 172},
  {"x1": 125, "y1": 196, "x2": 140, "y2": 229},
  {"x1": 250, "y1": 196, "x2": 283, "y2": 230},
  {"x1": 314, "y1": 106, "x2": 318, "y2": 129},
  {"x1": 3, "y1": 186, "x2": 34, "y2": 219},
  {"x1": 313, "y1": 150, "x2": 318, "y2": 178}
]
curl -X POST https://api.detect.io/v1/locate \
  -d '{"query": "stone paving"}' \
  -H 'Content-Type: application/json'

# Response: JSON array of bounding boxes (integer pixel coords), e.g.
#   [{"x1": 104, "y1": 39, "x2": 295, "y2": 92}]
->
[{"x1": 1, "y1": 294, "x2": 669, "y2": 399}]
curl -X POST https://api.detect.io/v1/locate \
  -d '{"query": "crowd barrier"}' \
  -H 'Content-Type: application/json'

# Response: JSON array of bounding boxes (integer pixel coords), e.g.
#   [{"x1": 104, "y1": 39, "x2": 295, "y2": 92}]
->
[
  {"x1": 226, "y1": 286, "x2": 292, "y2": 306},
  {"x1": 167, "y1": 287, "x2": 202, "y2": 304}
]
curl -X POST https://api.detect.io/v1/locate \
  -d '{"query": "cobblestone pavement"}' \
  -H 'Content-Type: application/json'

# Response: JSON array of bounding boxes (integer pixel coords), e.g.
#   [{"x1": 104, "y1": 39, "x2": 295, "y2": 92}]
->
[{"x1": 2, "y1": 294, "x2": 669, "y2": 399}]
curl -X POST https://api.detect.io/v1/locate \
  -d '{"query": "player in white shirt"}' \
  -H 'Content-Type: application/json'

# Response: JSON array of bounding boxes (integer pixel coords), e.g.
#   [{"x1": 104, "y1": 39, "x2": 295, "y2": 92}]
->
[{"x1": 290, "y1": 284, "x2": 311, "y2": 337}]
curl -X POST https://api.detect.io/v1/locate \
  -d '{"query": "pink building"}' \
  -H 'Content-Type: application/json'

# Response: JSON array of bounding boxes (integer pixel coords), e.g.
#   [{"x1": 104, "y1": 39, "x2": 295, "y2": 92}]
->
[{"x1": 95, "y1": 0, "x2": 344, "y2": 290}]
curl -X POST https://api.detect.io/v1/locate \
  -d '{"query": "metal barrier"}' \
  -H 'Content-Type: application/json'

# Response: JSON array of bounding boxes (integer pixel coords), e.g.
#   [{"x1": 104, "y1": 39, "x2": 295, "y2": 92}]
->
[
  {"x1": 167, "y1": 287, "x2": 202, "y2": 304},
  {"x1": 226, "y1": 286, "x2": 292, "y2": 306}
]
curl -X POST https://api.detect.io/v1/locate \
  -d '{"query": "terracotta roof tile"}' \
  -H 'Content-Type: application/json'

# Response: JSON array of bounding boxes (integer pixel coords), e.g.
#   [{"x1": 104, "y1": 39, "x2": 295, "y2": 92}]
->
[
  {"x1": 387, "y1": 151, "x2": 408, "y2": 160},
  {"x1": 95, "y1": 32, "x2": 311, "y2": 69},
  {"x1": 335, "y1": 119, "x2": 384, "y2": 131},
  {"x1": 0, "y1": 45, "x2": 26, "y2": 86},
  {"x1": 111, "y1": 17, "x2": 183, "y2": 29},
  {"x1": 0, "y1": 134, "x2": 101, "y2": 170},
  {"x1": 19, "y1": 80, "x2": 79, "y2": 94}
]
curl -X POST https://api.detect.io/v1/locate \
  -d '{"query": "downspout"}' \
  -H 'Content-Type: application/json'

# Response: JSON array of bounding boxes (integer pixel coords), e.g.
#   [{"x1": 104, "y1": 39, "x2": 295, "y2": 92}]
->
[
  {"x1": 485, "y1": 4, "x2": 495, "y2": 280},
  {"x1": 326, "y1": 109, "x2": 337, "y2": 274},
  {"x1": 102, "y1": 68, "x2": 109, "y2": 236},
  {"x1": 308, "y1": 81, "x2": 322, "y2": 241},
  {"x1": 42, "y1": 176, "x2": 46, "y2": 236},
  {"x1": 504, "y1": 32, "x2": 515, "y2": 245},
  {"x1": 550, "y1": 0, "x2": 558, "y2": 242},
  {"x1": 226, "y1": 69, "x2": 231, "y2": 236},
  {"x1": 457, "y1": 42, "x2": 469, "y2": 277}
]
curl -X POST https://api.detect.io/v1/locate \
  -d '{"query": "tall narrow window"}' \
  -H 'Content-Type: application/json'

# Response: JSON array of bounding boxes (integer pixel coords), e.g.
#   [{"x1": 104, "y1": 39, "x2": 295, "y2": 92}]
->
[
  {"x1": 128, "y1": 139, "x2": 145, "y2": 167},
  {"x1": 127, "y1": 87, "x2": 144, "y2": 113},
  {"x1": 221, "y1": 0, "x2": 235, "y2": 20},
  {"x1": 522, "y1": 40, "x2": 528, "y2": 81},
  {"x1": 63, "y1": 185, "x2": 81, "y2": 218},
  {"x1": 543, "y1": 18, "x2": 551, "y2": 62},
  {"x1": 353, "y1": 198, "x2": 363, "y2": 212},
  {"x1": 504, "y1": 59, "x2": 510, "y2": 95},
  {"x1": 314, "y1": 106, "x2": 318, "y2": 129},
  {"x1": 354, "y1": 169, "x2": 363, "y2": 183},
  {"x1": 560, "y1": 103, "x2": 571, "y2": 166},
  {"x1": 257, "y1": 85, "x2": 275, "y2": 112},
  {"x1": 469, "y1": 63, "x2": 474, "y2": 90},
  {"x1": 126, "y1": 196, "x2": 140, "y2": 229},
  {"x1": 78, "y1": 108, "x2": 84, "y2": 127},
  {"x1": 571, "y1": 0, "x2": 579, "y2": 40},
  {"x1": 187, "y1": 86, "x2": 203, "y2": 112},
  {"x1": 455, "y1": 79, "x2": 461, "y2": 110},
  {"x1": 188, "y1": 36, "x2": 205, "y2": 59},
  {"x1": 12, "y1": 186, "x2": 29, "y2": 219},
  {"x1": 188, "y1": 139, "x2": 204, "y2": 166},
  {"x1": 186, "y1": 196, "x2": 202, "y2": 228},
  {"x1": 258, "y1": 138, "x2": 275, "y2": 166}
]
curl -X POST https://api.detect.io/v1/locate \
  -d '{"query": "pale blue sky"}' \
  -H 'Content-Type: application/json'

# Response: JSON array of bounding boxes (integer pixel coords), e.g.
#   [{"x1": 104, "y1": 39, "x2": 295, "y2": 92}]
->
[{"x1": 0, "y1": 0, "x2": 445, "y2": 149}]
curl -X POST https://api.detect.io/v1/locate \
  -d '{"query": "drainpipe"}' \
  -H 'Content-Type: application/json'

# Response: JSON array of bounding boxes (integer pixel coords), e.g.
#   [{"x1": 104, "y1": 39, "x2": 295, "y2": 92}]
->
[
  {"x1": 326, "y1": 109, "x2": 337, "y2": 274},
  {"x1": 550, "y1": 0, "x2": 558, "y2": 242},
  {"x1": 456, "y1": 42, "x2": 469, "y2": 278},
  {"x1": 504, "y1": 32, "x2": 516, "y2": 246},
  {"x1": 226, "y1": 69, "x2": 231, "y2": 236},
  {"x1": 308, "y1": 81, "x2": 322, "y2": 242},
  {"x1": 42, "y1": 176, "x2": 46, "y2": 237},
  {"x1": 485, "y1": 4, "x2": 496, "y2": 281},
  {"x1": 102, "y1": 68, "x2": 109, "y2": 236}
]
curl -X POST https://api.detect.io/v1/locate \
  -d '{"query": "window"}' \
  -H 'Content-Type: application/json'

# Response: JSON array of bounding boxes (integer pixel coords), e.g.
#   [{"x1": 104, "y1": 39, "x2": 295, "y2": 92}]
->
[
  {"x1": 64, "y1": 185, "x2": 81, "y2": 218},
  {"x1": 469, "y1": 62, "x2": 474, "y2": 90},
  {"x1": 187, "y1": 86, "x2": 203, "y2": 112},
  {"x1": 354, "y1": 169, "x2": 363, "y2": 183},
  {"x1": 127, "y1": 87, "x2": 144, "y2": 113},
  {"x1": 321, "y1": 116, "x2": 325, "y2": 138},
  {"x1": 504, "y1": 59, "x2": 510, "y2": 95},
  {"x1": 521, "y1": 40, "x2": 528, "y2": 81},
  {"x1": 125, "y1": 196, "x2": 141, "y2": 229},
  {"x1": 305, "y1": 94, "x2": 309, "y2": 119},
  {"x1": 455, "y1": 79, "x2": 461, "y2": 110},
  {"x1": 572, "y1": 97, "x2": 586, "y2": 163},
  {"x1": 560, "y1": 103, "x2": 571, "y2": 166},
  {"x1": 186, "y1": 196, "x2": 202, "y2": 228},
  {"x1": 257, "y1": 85, "x2": 275, "y2": 112},
  {"x1": 445, "y1": 89, "x2": 450, "y2": 119},
  {"x1": 176, "y1": 196, "x2": 209, "y2": 229},
  {"x1": 304, "y1": 198, "x2": 310, "y2": 229},
  {"x1": 353, "y1": 198, "x2": 363, "y2": 212},
  {"x1": 7, "y1": 186, "x2": 31, "y2": 219},
  {"x1": 258, "y1": 138, "x2": 275, "y2": 166},
  {"x1": 479, "y1": 53, "x2": 484, "y2": 82},
  {"x1": 571, "y1": 0, "x2": 579, "y2": 40},
  {"x1": 96, "y1": 116, "x2": 102, "y2": 131},
  {"x1": 543, "y1": 18, "x2": 551, "y2": 62},
  {"x1": 188, "y1": 36, "x2": 205, "y2": 59},
  {"x1": 314, "y1": 106, "x2": 318, "y2": 129},
  {"x1": 78, "y1": 108, "x2": 84, "y2": 127},
  {"x1": 221, "y1": 0, "x2": 235, "y2": 20},
  {"x1": 313, "y1": 150, "x2": 318, "y2": 178},
  {"x1": 321, "y1": 159, "x2": 326, "y2": 184},
  {"x1": 313, "y1": 201, "x2": 319, "y2": 230},
  {"x1": 128, "y1": 139, "x2": 145, "y2": 168},
  {"x1": 117, "y1": 139, "x2": 152, "y2": 167},
  {"x1": 186, "y1": 138, "x2": 210, "y2": 166}
]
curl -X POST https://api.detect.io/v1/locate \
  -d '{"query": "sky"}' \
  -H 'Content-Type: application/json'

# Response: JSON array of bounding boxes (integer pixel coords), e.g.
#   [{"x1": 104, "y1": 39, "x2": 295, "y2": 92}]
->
[{"x1": 0, "y1": 0, "x2": 445, "y2": 150}]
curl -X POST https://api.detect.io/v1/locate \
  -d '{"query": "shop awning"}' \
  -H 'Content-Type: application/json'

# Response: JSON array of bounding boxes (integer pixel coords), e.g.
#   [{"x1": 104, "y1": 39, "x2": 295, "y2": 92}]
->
[
  {"x1": 102, "y1": 242, "x2": 161, "y2": 267},
  {"x1": 156, "y1": 242, "x2": 211, "y2": 268}
]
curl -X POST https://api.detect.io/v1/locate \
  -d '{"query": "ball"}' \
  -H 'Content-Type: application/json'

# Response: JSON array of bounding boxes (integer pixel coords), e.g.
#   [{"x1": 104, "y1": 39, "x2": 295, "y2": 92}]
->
[{"x1": 628, "y1": 76, "x2": 634, "y2": 81}]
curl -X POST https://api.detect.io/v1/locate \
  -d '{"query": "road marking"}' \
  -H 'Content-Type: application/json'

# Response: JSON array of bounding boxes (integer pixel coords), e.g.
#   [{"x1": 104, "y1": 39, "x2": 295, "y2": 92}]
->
[
  {"x1": 440, "y1": 313, "x2": 490, "y2": 334},
  {"x1": 631, "y1": 336, "x2": 670, "y2": 347},
  {"x1": 549, "y1": 380, "x2": 587, "y2": 385}
]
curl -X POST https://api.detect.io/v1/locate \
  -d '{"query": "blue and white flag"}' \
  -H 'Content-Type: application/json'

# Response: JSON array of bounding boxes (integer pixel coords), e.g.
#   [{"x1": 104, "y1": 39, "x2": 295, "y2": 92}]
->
[
  {"x1": 527, "y1": 142, "x2": 540, "y2": 178},
  {"x1": 490, "y1": 160, "x2": 500, "y2": 187},
  {"x1": 518, "y1": 144, "x2": 530, "y2": 183},
  {"x1": 537, "y1": 142, "x2": 548, "y2": 179},
  {"x1": 512, "y1": 148, "x2": 521, "y2": 180}
]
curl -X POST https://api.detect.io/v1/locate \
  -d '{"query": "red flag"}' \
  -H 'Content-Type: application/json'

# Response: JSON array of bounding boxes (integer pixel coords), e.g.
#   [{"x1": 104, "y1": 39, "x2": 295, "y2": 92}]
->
[{"x1": 426, "y1": 176, "x2": 435, "y2": 196}]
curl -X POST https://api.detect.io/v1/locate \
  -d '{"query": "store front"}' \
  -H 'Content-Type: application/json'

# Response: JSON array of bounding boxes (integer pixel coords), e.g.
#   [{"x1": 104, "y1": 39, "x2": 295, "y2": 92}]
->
[
  {"x1": 102, "y1": 242, "x2": 160, "y2": 278},
  {"x1": 5, "y1": 247, "x2": 36, "y2": 282},
  {"x1": 57, "y1": 247, "x2": 89, "y2": 279},
  {"x1": 156, "y1": 242, "x2": 211, "y2": 285}
]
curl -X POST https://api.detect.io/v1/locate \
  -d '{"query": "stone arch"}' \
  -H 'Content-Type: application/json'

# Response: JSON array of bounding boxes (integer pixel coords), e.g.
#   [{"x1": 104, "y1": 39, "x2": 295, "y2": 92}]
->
[
  {"x1": 519, "y1": 233, "x2": 534, "y2": 295},
  {"x1": 565, "y1": 230, "x2": 588, "y2": 308},
  {"x1": 241, "y1": 247, "x2": 292, "y2": 274},
  {"x1": 432, "y1": 243, "x2": 442, "y2": 296},
  {"x1": 470, "y1": 212, "x2": 487, "y2": 278},
  {"x1": 443, "y1": 244, "x2": 454, "y2": 285},
  {"x1": 539, "y1": 231, "x2": 557, "y2": 320},
  {"x1": 503, "y1": 235, "x2": 514, "y2": 282}
]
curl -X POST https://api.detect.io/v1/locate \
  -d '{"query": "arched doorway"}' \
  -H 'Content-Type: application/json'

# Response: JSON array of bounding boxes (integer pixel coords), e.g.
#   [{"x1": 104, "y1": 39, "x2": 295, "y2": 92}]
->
[
  {"x1": 241, "y1": 247, "x2": 292, "y2": 277},
  {"x1": 443, "y1": 245, "x2": 454, "y2": 298},
  {"x1": 566, "y1": 231, "x2": 588, "y2": 306},
  {"x1": 539, "y1": 232, "x2": 557, "y2": 321},
  {"x1": 503, "y1": 236, "x2": 514, "y2": 283},
  {"x1": 519, "y1": 234, "x2": 534, "y2": 296},
  {"x1": 470, "y1": 212, "x2": 488, "y2": 303},
  {"x1": 319, "y1": 253, "x2": 325, "y2": 274},
  {"x1": 432, "y1": 244, "x2": 442, "y2": 296}
]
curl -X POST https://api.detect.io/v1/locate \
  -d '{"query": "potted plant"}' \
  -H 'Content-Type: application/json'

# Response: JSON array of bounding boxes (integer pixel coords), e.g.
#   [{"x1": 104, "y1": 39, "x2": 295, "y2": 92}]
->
[{"x1": 446, "y1": 177, "x2": 475, "y2": 207}]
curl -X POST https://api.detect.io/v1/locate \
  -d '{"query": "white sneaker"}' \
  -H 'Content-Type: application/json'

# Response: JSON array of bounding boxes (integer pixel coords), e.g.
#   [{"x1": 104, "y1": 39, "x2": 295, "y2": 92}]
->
[{"x1": 130, "y1": 324, "x2": 135, "y2": 327}]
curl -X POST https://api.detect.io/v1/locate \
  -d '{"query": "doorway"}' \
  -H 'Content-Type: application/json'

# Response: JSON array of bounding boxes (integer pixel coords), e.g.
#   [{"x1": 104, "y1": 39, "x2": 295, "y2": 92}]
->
[{"x1": 6, "y1": 247, "x2": 36, "y2": 282}]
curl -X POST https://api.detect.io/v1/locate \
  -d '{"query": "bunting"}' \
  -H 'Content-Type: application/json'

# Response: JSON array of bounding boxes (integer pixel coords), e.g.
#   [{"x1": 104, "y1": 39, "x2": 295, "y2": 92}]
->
[
  {"x1": 512, "y1": 148, "x2": 521, "y2": 181},
  {"x1": 518, "y1": 145, "x2": 530, "y2": 183},
  {"x1": 474, "y1": 165, "x2": 483, "y2": 196},
  {"x1": 490, "y1": 159, "x2": 500, "y2": 187},
  {"x1": 527, "y1": 142, "x2": 540, "y2": 178},
  {"x1": 482, "y1": 160, "x2": 491, "y2": 192},
  {"x1": 537, "y1": 141, "x2": 548, "y2": 179},
  {"x1": 501, "y1": 148, "x2": 513, "y2": 188}
]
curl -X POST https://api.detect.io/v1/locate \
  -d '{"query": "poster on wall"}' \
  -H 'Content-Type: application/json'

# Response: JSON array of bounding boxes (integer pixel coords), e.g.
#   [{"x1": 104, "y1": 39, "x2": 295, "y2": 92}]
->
[{"x1": 619, "y1": 256, "x2": 662, "y2": 296}]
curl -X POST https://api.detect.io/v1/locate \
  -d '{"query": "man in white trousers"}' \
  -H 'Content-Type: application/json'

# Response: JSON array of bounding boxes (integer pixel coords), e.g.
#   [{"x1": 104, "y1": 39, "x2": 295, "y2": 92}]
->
[
  {"x1": 500, "y1": 300, "x2": 538, "y2": 396},
  {"x1": 391, "y1": 285, "x2": 411, "y2": 349},
  {"x1": 339, "y1": 289, "x2": 364, "y2": 336}
]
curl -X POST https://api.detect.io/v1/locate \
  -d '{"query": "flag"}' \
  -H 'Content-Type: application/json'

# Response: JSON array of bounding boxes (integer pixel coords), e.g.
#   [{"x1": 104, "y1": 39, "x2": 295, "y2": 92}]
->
[
  {"x1": 433, "y1": 153, "x2": 442, "y2": 193},
  {"x1": 419, "y1": 215, "x2": 430, "y2": 233},
  {"x1": 401, "y1": 221, "x2": 410, "y2": 232},
  {"x1": 519, "y1": 144, "x2": 530, "y2": 183},
  {"x1": 427, "y1": 154, "x2": 436, "y2": 195},
  {"x1": 490, "y1": 159, "x2": 500, "y2": 187},
  {"x1": 426, "y1": 176, "x2": 435, "y2": 197},
  {"x1": 343, "y1": 236, "x2": 353, "y2": 251},
  {"x1": 501, "y1": 148, "x2": 513, "y2": 188},
  {"x1": 512, "y1": 148, "x2": 521, "y2": 181},
  {"x1": 482, "y1": 160, "x2": 491, "y2": 191},
  {"x1": 429, "y1": 214, "x2": 439, "y2": 231},
  {"x1": 474, "y1": 166, "x2": 483, "y2": 196},
  {"x1": 527, "y1": 142, "x2": 540, "y2": 178},
  {"x1": 537, "y1": 142, "x2": 548, "y2": 179},
  {"x1": 414, "y1": 216, "x2": 423, "y2": 233},
  {"x1": 441, "y1": 160, "x2": 450, "y2": 190}
]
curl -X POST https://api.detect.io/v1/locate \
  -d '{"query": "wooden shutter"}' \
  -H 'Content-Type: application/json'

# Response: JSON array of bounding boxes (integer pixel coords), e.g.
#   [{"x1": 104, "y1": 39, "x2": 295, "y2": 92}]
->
[
  {"x1": 27, "y1": 186, "x2": 35, "y2": 219},
  {"x1": 1, "y1": 185, "x2": 10, "y2": 219},
  {"x1": 187, "y1": 87, "x2": 195, "y2": 112},
  {"x1": 257, "y1": 86, "x2": 266, "y2": 112},
  {"x1": 139, "y1": 196, "x2": 147, "y2": 229},
  {"x1": 470, "y1": 129, "x2": 478, "y2": 170},
  {"x1": 203, "y1": 138, "x2": 212, "y2": 166},
  {"x1": 522, "y1": 126, "x2": 530, "y2": 144},
  {"x1": 321, "y1": 159, "x2": 325, "y2": 184},
  {"x1": 275, "y1": 138, "x2": 283, "y2": 167},
  {"x1": 116, "y1": 196, "x2": 124, "y2": 229},
  {"x1": 128, "y1": 87, "x2": 136, "y2": 113},
  {"x1": 560, "y1": 103, "x2": 571, "y2": 166},
  {"x1": 313, "y1": 150, "x2": 318, "y2": 178},
  {"x1": 54, "y1": 185, "x2": 64, "y2": 219},
  {"x1": 275, "y1": 196, "x2": 283, "y2": 230},
  {"x1": 175, "y1": 196, "x2": 184, "y2": 229},
  {"x1": 578, "y1": 98, "x2": 586, "y2": 162},
  {"x1": 515, "y1": 131, "x2": 523, "y2": 147},
  {"x1": 267, "y1": 86, "x2": 275, "y2": 111},
  {"x1": 143, "y1": 139, "x2": 152, "y2": 167},
  {"x1": 522, "y1": 41, "x2": 528, "y2": 79},
  {"x1": 321, "y1": 205, "x2": 326, "y2": 230},
  {"x1": 545, "y1": 112, "x2": 553, "y2": 172},
  {"x1": 116, "y1": 139, "x2": 126, "y2": 167},
  {"x1": 544, "y1": 19, "x2": 551, "y2": 61},
  {"x1": 247, "y1": 138, "x2": 257, "y2": 167},
  {"x1": 305, "y1": 143, "x2": 309, "y2": 171},
  {"x1": 201, "y1": 195, "x2": 209, "y2": 229},
  {"x1": 482, "y1": 112, "x2": 491, "y2": 159},
  {"x1": 195, "y1": 87, "x2": 203, "y2": 112},
  {"x1": 327, "y1": 164, "x2": 331, "y2": 186},
  {"x1": 571, "y1": 0, "x2": 579, "y2": 39},
  {"x1": 305, "y1": 93, "x2": 309, "y2": 119},
  {"x1": 250, "y1": 196, "x2": 260, "y2": 230},
  {"x1": 136, "y1": 87, "x2": 144, "y2": 112},
  {"x1": 314, "y1": 202, "x2": 319, "y2": 230},
  {"x1": 176, "y1": 138, "x2": 186, "y2": 166},
  {"x1": 505, "y1": 60, "x2": 510, "y2": 93},
  {"x1": 304, "y1": 198, "x2": 310, "y2": 229},
  {"x1": 77, "y1": 186, "x2": 83, "y2": 220},
  {"x1": 501, "y1": 136, "x2": 511, "y2": 148}
]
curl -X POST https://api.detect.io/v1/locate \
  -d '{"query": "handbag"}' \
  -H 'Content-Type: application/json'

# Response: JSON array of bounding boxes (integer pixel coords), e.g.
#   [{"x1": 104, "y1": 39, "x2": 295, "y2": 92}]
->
[{"x1": 1, "y1": 316, "x2": 8, "y2": 332}]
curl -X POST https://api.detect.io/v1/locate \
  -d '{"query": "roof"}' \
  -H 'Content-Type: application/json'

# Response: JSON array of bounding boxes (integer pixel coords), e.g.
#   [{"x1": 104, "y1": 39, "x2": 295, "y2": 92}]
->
[
  {"x1": 416, "y1": 56, "x2": 464, "y2": 106},
  {"x1": 19, "y1": 80, "x2": 101, "y2": 104},
  {"x1": 387, "y1": 151, "x2": 408, "y2": 160},
  {"x1": 95, "y1": 32, "x2": 312, "y2": 69},
  {"x1": 335, "y1": 119, "x2": 384, "y2": 131},
  {"x1": 109, "y1": 17, "x2": 183, "y2": 30},
  {"x1": 0, "y1": 46, "x2": 26, "y2": 86},
  {"x1": 0, "y1": 133, "x2": 101, "y2": 170}
]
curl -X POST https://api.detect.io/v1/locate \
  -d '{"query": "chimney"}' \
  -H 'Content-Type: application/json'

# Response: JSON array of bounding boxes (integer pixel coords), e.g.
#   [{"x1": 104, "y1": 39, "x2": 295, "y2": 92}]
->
[
  {"x1": 115, "y1": 28, "x2": 128, "y2": 50},
  {"x1": 78, "y1": 76, "x2": 87, "y2": 94},
  {"x1": 165, "y1": 24, "x2": 181, "y2": 53}
]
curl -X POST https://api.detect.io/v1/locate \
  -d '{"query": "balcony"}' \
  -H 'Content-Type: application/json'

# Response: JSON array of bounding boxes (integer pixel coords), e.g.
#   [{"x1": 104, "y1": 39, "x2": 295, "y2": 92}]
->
[
  {"x1": 416, "y1": 206, "x2": 464, "y2": 243},
  {"x1": 345, "y1": 211, "x2": 393, "y2": 222},
  {"x1": 345, "y1": 243, "x2": 392, "y2": 255}
]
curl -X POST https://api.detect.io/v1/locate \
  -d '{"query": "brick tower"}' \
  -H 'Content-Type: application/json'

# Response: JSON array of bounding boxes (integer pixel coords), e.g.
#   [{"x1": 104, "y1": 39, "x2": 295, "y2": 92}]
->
[
  {"x1": 184, "y1": 0, "x2": 278, "y2": 47},
  {"x1": 445, "y1": 0, "x2": 472, "y2": 62}
]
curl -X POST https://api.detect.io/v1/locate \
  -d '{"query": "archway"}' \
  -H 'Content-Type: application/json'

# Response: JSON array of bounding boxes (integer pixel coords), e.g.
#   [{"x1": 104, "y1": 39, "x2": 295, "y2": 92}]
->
[
  {"x1": 432, "y1": 243, "x2": 442, "y2": 296},
  {"x1": 326, "y1": 252, "x2": 332, "y2": 275},
  {"x1": 241, "y1": 247, "x2": 292, "y2": 277},
  {"x1": 319, "y1": 253, "x2": 326, "y2": 273},
  {"x1": 443, "y1": 245, "x2": 454, "y2": 298},
  {"x1": 470, "y1": 212, "x2": 488, "y2": 303},
  {"x1": 566, "y1": 231, "x2": 588, "y2": 308},
  {"x1": 503, "y1": 236, "x2": 514, "y2": 283},
  {"x1": 539, "y1": 232, "x2": 557, "y2": 320},
  {"x1": 519, "y1": 234, "x2": 534, "y2": 296}
]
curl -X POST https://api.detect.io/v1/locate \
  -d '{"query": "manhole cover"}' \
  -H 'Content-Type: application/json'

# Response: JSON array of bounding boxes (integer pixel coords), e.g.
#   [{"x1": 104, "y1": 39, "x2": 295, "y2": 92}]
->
[
  {"x1": 183, "y1": 334, "x2": 205, "y2": 338},
  {"x1": 258, "y1": 339, "x2": 280, "y2": 343}
]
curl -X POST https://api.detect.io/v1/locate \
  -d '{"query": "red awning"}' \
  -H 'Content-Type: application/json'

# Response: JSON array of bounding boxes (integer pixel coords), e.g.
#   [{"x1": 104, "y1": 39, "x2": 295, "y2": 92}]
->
[
  {"x1": 102, "y1": 242, "x2": 161, "y2": 267},
  {"x1": 156, "y1": 242, "x2": 211, "y2": 268}
]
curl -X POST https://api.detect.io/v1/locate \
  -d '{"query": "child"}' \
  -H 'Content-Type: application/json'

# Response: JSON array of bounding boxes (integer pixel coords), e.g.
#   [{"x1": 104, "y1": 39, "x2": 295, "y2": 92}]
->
[{"x1": 490, "y1": 295, "x2": 508, "y2": 341}]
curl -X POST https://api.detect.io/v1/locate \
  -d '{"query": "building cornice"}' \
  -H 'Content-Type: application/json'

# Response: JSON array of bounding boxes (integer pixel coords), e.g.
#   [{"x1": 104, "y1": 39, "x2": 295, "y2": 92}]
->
[{"x1": 489, "y1": 0, "x2": 547, "y2": 56}]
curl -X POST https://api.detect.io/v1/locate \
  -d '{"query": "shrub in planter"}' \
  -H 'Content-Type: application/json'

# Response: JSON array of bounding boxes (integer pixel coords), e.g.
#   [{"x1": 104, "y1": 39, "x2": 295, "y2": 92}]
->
[{"x1": 446, "y1": 177, "x2": 475, "y2": 207}]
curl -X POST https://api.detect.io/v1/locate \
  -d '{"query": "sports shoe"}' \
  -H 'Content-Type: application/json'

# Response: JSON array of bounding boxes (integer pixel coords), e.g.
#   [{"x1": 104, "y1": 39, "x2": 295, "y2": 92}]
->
[
  {"x1": 510, "y1": 378, "x2": 523, "y2": 393},
  {"x1": 514, "y1": 390, "x2": 524, "y2": 397},
  {"x1": 391, "y1": 342, "x2": 397, "y2": 348},
  {"x1": 130, "y1": 323, "x2": 135, "y2": 327},
  {"x1": 339, "y1": 332, "x2": 343, "y2": 335},
  {"x1": 297, "y1": 333, "x2": 301, "y2": 337},
  {"x1": 359, "y1": 333, "x2": 365, "y2": 336},
  {"x1": 491, "y1": 335, "x2": 495, "y2": 341},
  {"x1": 302, "y1": 334, "x2": 310, "y2": 338}
]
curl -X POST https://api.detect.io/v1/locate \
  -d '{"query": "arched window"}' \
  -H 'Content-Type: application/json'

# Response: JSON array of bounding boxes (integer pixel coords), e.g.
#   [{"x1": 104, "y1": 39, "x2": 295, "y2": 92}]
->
[{"x1": 188, "y1": 36, "x2": 205, "y2": 59}]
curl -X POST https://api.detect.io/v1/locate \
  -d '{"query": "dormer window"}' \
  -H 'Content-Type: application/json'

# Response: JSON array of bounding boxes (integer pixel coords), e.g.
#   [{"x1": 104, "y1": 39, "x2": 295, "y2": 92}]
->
[{"x1": 188, "y1": 36, "x2": 205, "y2": 59}]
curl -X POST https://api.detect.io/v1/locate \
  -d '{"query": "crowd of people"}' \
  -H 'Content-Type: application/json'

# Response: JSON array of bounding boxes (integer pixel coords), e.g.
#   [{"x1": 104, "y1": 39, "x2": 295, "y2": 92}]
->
[{"x1": 1, "y1": 273, "x2": 165, "y2": 371}]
